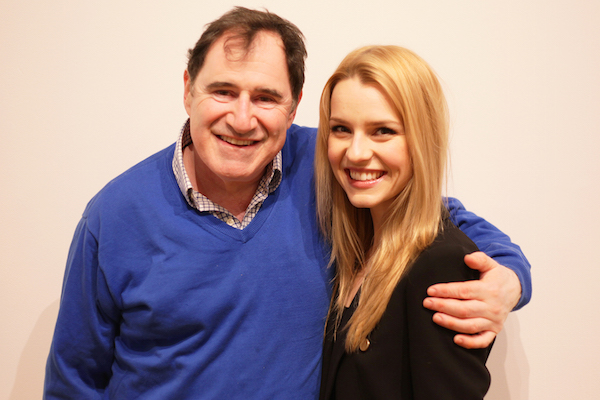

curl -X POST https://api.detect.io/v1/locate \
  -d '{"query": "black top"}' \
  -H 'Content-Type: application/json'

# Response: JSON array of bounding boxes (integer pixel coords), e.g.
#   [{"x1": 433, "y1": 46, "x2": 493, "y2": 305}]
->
[{"x1": 319, "y1": 218, "x2": 492, "y2": 400}]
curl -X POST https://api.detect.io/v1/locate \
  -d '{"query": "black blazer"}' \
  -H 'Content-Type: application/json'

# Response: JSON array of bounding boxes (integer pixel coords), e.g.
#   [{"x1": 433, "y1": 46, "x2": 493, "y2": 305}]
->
[{"x1": 319, "y1": 219, "x2": 492, "y2": 400}]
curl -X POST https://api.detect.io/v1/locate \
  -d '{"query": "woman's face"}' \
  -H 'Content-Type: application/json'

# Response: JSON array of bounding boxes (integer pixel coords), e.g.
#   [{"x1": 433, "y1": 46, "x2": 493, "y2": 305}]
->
[{"x1": 327, "y1": 77, "x2": 412, "y2": 222}]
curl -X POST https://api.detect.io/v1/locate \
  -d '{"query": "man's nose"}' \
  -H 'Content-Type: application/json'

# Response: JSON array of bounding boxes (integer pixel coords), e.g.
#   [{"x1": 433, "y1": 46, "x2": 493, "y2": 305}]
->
[{"x1": 227, "y1": 95, "x2": 257, "y2": 134}]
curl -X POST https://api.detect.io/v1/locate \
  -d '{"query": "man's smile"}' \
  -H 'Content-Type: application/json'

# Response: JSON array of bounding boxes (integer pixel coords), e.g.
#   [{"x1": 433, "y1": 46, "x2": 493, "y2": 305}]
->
[{"x1": 218, "y1": 135, "x2": 256, "y2": 146}]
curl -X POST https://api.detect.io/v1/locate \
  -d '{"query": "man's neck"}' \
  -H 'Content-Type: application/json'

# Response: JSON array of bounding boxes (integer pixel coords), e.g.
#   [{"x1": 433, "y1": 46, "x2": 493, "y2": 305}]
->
[{"x1": 183, "y1": 145, "x2": 261, "y2": 221}]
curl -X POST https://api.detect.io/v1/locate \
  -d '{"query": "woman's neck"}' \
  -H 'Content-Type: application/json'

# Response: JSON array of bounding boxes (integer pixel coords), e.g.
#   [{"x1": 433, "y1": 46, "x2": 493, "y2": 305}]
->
[{"x1": 344, "y1": 206, "x2": 388, "y2": 307}]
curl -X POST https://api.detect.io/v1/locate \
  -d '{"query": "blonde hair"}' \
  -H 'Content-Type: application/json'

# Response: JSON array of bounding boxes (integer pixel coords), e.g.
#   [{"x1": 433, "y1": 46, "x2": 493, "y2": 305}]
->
[{"x1": 315, "y1": 45, "x2": 449, "y2": 352}]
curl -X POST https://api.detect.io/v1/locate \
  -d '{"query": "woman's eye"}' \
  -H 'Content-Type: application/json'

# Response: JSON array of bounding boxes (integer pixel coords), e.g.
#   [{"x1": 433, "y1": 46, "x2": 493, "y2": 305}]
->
[
  {"x1": 376, "y1": 127, "x2": 397, "y2": 135},
  {"x1": 330, "y1": 125, "x2": 349, "y2": 133}
]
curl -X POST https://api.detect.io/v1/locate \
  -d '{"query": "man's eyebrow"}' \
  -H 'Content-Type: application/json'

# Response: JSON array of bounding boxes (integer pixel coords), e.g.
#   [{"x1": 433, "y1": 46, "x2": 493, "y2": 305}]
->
[
  {"x1": 255, "y1": 88, "x2": 284, "y2": 100},
  {"x1": 205, "y1": 81, "x2": 235, "y2": 90}
]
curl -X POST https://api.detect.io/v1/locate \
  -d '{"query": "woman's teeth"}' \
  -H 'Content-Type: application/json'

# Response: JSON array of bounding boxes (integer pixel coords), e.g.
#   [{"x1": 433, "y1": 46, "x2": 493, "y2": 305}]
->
[{"x1": 349, "y1": 170, "x2": 384, "y2": 181}]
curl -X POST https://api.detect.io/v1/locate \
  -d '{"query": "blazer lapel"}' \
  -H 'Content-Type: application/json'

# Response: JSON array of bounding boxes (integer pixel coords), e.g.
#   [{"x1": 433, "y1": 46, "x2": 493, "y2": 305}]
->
[{"x1": 320, "y1": 308, "x2": 352, "y2": 400}]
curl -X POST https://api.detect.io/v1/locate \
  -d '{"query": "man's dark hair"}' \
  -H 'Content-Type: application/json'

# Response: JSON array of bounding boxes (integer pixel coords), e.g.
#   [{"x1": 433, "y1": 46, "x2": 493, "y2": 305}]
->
[{"x1": 187, "y1": 7, "x2": 307, "y2": 106}]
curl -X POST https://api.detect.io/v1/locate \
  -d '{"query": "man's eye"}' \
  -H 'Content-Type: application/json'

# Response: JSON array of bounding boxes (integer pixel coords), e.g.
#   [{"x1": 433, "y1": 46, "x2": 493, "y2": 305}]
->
[
  {"x1": 214, "y1": 90, "x2": 233, "y2": 97},
  {"x1": 255, "y1": 96, "x2": 279, "y2": 109},
  {"x1": 254, "y1": 96, "x2": 279, "y2": 109},
  {"x1": 211, "y1": 90, "x2": 237, "y2": 103}
]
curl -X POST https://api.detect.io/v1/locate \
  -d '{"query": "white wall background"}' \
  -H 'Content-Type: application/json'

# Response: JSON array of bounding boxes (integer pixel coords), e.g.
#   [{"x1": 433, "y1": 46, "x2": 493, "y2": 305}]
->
[{"x1": 1, "y1": 0, "x2": 599, "y2": 398}]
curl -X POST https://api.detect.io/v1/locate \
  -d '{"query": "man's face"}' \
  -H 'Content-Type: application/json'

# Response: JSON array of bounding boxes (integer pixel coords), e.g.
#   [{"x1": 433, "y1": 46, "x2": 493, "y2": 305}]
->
[{"x1": 183, "y1": 31, "x2": 298, "y2": 191}]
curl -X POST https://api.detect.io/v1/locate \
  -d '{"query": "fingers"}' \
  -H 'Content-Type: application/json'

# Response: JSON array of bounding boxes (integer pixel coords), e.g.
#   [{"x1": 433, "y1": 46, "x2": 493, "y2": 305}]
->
[
  {"x1": 430, "y1": 312, "x2": 497, "y2": 335},
  {"x1": 424, "y1": 297, "x2": 488, "y2": 319},
  {"x1": 454, "y1": 331, "x2": 497, "y2": 349},
  {"x1": 427, "y1": 280, "x2": 486, "y2": 301},
  {"x1": 424, "y1": 298, "x2": 502, "y2": 350},
  {"x1": 424, "y1": 253, "x2": 517, "y2": 350},
  {"x1": 464, "y1": 251, "x2": 498, "y2": 274}
]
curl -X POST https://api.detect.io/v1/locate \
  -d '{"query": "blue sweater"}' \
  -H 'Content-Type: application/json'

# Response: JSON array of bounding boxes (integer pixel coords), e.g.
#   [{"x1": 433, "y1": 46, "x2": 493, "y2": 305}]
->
[{"x1": 44, "y1": 124, "x2": 531, "y2": 399}]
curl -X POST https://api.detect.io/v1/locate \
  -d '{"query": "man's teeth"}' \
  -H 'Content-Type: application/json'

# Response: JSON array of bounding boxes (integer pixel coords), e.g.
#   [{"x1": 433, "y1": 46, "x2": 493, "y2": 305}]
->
[
  {"x1": 220, "y1": 136, "x2": 253, "y2": 146},
  {"x1": 349, "y1": 170, "x2": 384, "y2": 181}
]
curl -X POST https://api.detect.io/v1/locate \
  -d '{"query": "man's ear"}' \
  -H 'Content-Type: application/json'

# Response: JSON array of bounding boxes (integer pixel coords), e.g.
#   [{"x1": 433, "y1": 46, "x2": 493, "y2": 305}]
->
[
  {"x1": 287, "y1": 90, "x2": 303, "y2": 128},
  {"x1": 183, "y1": 70, "x2": 192, "y2": 116}
]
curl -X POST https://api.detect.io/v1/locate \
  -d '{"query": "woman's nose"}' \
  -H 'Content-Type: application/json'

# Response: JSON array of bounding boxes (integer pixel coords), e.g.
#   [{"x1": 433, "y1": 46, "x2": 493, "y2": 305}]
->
[{"x1": 346, "y1": 132, "x2": 372, "y2": 163}]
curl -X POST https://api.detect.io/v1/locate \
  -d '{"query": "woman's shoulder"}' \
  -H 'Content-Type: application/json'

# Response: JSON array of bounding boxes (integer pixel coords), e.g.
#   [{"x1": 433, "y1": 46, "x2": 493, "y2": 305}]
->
[
  {"x1": 429, "y1": 217, "x2": 479, "y2": 261},
  {"x1": 405, "y1": 218, "x2": 480, "y2": 286}
]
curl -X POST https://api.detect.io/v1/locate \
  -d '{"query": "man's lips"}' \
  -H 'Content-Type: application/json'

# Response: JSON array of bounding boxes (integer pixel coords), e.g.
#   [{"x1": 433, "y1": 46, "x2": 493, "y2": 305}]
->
[{"x1": 218, "y1": 135, "x2": 255, "y2": 146}]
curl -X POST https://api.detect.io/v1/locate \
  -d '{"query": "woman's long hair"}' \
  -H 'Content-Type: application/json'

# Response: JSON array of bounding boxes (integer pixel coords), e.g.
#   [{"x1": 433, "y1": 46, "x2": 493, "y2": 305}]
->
[{"x1": 315, "y1": 45, "x2": 449, "y2": 352}]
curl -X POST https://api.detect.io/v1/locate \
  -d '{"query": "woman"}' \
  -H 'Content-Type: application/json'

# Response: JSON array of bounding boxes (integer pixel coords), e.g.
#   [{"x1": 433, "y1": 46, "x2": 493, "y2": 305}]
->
[{"x1": 315, "y1": 45, "x2": 492, "y2": 399}]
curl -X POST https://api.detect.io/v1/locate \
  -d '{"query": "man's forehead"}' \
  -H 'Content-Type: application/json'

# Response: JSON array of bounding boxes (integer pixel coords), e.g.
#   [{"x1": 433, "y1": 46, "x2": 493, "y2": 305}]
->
[
  {"x1": 212, "y1": 30, "x2": 285, "y2": 62},
  {"x1": 199, "y1": 30, "x2": 291, "y2": 93}
]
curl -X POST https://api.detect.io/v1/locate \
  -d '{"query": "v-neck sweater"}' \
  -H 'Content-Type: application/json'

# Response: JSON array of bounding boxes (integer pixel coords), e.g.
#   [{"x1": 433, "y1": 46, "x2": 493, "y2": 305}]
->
[{"x1": 45, "y1": 125, "x2": 332, "y2": 399}]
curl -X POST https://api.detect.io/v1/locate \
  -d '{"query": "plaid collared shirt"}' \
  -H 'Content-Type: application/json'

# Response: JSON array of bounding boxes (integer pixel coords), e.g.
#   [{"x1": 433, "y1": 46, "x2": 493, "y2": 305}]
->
[{"x1": 172, "y1": 119, "x2": 282, "y2": 229}]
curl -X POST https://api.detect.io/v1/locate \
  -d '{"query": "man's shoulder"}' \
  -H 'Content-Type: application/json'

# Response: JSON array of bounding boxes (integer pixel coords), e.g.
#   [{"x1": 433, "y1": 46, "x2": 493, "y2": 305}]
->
[
  {"x1": 287, "y1": 124, "x2": 317, "y2": 136},
  {"x1": 285, "y1": 124, "x2": 317, "y2": 148},
  {"x1": 83, "y1": 143, "x2": 176, "y2": 218},
  {"x1": 281, "y1": 124, "x2": 317, "y2": 165}
]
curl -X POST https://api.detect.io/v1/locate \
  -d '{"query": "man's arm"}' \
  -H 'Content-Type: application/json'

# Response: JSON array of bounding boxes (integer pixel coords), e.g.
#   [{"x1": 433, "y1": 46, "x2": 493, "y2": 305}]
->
[
  {"x1": 44, "y1": 216, "x2": 117, "y2": 399},
  {"x1": 425, "y1": 197, "x2": 532, "y2": 349}
]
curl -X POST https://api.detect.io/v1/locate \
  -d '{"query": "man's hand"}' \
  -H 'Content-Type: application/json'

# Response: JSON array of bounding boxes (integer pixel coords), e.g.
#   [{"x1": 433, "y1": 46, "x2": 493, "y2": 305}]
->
[{"x1": 423, "y1": 251, "x2": 521, "y2": 349}]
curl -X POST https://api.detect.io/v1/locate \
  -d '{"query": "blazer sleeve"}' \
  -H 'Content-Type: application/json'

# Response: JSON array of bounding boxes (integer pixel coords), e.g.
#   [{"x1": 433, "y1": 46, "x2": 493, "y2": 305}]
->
[
  {"x1": 404, "y1": 237, "x2": 492, "y2": 400},
  {"x1": 445, "y1": 196, "x2": 532, "y2": 310}
]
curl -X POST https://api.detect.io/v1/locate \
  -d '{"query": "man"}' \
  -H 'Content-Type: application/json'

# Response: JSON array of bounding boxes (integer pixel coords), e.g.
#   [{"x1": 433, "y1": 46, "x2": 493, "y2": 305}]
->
[{"x1": 44, "y1": 7, "x2": 531, "y2": 399}]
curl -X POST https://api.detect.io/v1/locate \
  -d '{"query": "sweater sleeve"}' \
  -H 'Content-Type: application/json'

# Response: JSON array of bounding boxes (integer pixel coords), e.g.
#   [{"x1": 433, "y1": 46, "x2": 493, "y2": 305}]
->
[
  {"x1": 44, "y1": 216, "x2": 119, "y2": 399},
  {"x1": 445, "y1": 197, "x2": 532, "y2": 310},
  {"x1": 406, "y1": 240, "x2": 492, "y2": 400}
]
